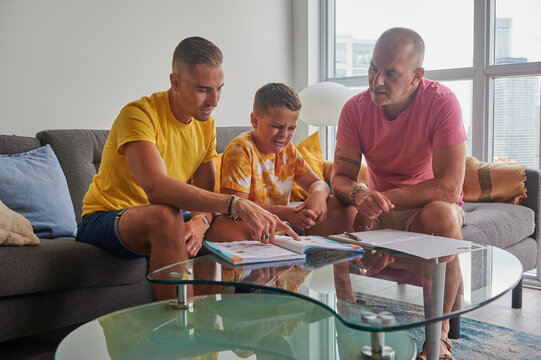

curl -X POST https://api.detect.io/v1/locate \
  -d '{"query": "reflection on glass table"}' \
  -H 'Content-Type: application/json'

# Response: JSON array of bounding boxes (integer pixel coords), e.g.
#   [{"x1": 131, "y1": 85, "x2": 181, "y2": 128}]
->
[
  {"x1": 147, "y1": 245, "x2": 522, "y2": 360},
  {"x1": 55, "y1": 293, "x2": 416, "y2": 360}
]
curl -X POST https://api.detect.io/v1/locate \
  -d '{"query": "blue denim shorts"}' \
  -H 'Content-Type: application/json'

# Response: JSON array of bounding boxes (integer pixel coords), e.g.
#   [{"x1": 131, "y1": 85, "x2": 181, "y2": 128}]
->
[
  {"x1": 77, "y1": 209, "x2": 193, "y2": 259},
  {"x1": 76, "y1": 209, "x2": 148, "y2": 259}
]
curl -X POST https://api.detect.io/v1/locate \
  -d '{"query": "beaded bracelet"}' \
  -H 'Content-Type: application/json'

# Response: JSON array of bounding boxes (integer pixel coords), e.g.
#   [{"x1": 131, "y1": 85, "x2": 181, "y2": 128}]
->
[
  {"x1": 349, "y1": 183, "x2": 368, "y2": 206},
  {"x1": 227, "y1": 194, "x2": 241, "y2": 223},
  {"x1": 227, "y1": 194, "x2": 236, "y2": 216}
]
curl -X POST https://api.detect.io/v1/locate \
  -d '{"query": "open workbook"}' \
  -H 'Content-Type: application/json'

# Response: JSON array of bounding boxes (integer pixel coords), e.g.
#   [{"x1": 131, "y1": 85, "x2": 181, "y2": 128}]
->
[
  {"x1": 328, "y1": 229, "x2": 480, "y2": 259},
  {"x1": 204, "y1": 235, "x2": 364, "y2": 265}
]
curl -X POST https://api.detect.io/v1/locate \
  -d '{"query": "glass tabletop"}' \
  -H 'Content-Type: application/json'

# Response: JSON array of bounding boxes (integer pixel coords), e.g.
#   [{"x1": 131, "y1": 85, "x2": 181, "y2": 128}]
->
[
  {"x1": 56, "y1": 293, "x2": 417, "y2": 360},
  {"x1": 147, "y1": 244, "x2": 523, "y2": 333}
]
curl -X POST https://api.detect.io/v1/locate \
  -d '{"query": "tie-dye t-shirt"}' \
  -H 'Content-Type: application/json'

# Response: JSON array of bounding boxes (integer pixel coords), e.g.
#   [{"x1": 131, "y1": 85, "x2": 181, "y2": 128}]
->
[{"x1": 220, "y1": 131, "x2": 312, "y2": 206}]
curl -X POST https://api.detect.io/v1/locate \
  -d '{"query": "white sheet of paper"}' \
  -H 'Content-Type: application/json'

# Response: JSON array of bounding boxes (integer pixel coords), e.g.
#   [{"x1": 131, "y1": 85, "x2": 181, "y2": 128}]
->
[{"x1": 329, "y1": 229, "x2": 477, "y2": 259}]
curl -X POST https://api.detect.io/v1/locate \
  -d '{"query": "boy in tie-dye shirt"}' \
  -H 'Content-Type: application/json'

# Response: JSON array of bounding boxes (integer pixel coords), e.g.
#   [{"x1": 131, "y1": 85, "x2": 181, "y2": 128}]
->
[{"x1": 205, "y1": 83, "x2": 330, "y2": 242}]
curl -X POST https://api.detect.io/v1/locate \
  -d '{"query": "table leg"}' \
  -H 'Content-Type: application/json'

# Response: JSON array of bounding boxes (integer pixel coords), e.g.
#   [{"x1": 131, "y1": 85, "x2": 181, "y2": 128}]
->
[
  {"x1": 169, "y1": 284, "x2": 190, "y2": 309},
  {"x1": 425, "y1": 321, "x2": 442, "y2": 360},
  {"x1": 360, "y1": 311, "x2": 396, "y2": 360},
  {"x1": 424, "y1": 262, "x2": 445, "y2": 360},
  {"x1": 361, "y1": 331, "x2": 395, "y2": 360}
]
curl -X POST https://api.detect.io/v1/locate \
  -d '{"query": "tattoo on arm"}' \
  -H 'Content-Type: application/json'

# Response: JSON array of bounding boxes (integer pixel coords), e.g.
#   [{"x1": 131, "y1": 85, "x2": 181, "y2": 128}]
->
[{"x1": 336, "y1": 155, "x2": 361, "y2": 166}]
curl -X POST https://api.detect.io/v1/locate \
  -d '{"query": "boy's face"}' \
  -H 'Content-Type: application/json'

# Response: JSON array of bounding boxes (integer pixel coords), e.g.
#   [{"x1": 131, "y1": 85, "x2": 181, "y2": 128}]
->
[{"x1": 250, "y1": 106, "x2": 299, "y2": 154}]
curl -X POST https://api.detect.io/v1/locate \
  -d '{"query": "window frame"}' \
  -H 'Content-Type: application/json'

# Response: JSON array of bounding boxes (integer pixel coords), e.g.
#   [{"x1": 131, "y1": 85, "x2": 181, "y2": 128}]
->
[{"x1": 322, "y1": 0, "x2": 541, "y2": 168}]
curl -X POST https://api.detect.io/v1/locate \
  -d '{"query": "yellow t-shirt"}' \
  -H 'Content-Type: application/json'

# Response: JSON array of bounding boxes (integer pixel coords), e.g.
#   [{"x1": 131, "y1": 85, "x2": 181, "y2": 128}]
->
[
  {"x1": 82, "y1": 91, "x2": 217, "y2": 216},
  {"x1": 220, "y1": 131, "x2": 311, "y2": 206}
]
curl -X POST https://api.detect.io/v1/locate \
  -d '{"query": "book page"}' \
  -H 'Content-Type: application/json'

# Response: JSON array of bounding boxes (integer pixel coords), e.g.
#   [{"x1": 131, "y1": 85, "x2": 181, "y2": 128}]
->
[
  {"x1": 274, "y1": 235, "x2": 363, "y2": 254},
  {"x1": 204, "y1": 240, "x2": 304, "y2": 265}
]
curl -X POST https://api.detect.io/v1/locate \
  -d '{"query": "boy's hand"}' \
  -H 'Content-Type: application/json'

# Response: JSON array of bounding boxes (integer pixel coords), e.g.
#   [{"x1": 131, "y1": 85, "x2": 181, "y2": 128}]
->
[
  {"x1": 288, "y1": 205, "x2": 317, "y2": 230},
  {"x1": 298, "y1": 191, "x2": 328, "y2": 225}
]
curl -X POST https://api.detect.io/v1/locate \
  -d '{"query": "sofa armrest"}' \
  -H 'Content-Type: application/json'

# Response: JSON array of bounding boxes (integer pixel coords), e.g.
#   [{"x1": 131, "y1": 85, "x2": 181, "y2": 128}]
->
[
  {"x1": 521, "y1": 168, "x2": 540, "y2": 241},
  {"x1": 520, "y1": 167, "x2": 541, "y2": 281}
]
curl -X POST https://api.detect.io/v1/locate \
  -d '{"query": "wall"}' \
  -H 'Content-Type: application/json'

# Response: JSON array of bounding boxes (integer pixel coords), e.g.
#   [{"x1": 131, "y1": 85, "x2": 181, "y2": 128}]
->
[{"x1": 0, "y1": 0, "x2": 293, "y2": 136}]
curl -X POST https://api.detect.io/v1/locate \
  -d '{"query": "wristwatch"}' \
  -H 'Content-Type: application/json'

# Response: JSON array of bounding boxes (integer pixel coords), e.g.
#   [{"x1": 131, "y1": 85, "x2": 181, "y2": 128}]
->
[
  {"x1": 349, "y1": 183, "x2": 368, "y2": 206},
  {"x1": 193, "y1": 214, "x2": 210, "y2": 230}
]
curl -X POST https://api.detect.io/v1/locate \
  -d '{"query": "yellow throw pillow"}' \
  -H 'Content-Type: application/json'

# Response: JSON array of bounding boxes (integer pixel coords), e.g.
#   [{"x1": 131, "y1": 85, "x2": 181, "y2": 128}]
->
[
  {"x1": 290, "y1": 131, "x2": 325, "y2": 201},
  {"x1": 463, "y1": 156, "x2": 527, "y2": 204},
  {"x1": 214, "y1": 153, "x2": 223, "y2": 193}
]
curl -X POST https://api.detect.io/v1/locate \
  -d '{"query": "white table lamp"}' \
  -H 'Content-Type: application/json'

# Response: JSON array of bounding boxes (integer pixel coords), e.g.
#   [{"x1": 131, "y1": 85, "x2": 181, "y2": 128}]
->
[{"x1": 299, "y1": 82, "x2": 354, "y2": 157}]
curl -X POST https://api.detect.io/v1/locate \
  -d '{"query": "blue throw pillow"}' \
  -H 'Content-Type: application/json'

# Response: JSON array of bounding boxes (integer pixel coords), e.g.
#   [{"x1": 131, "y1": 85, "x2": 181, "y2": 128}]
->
[{"x1": 0, "y1": 145, "x2": 77, "y2": 238}]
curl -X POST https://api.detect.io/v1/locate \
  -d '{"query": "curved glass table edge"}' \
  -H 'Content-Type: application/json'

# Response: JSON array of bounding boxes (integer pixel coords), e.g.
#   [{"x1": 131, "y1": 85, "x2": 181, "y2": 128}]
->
[
  {"x1": 147, "y1": 245, "x2": 524, "y2": 333},
  {"x1": 55, "y1": 293, "x2": 418, "y2": 360}
]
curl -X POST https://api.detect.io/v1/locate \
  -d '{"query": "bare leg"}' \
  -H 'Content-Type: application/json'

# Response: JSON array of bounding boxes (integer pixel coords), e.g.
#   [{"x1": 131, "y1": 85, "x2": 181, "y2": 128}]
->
[
  {"x1": 205, "y1": 215, "x2": 252, "y2": 242},
  {"x1": 119, "y1": 204, "x2": 187, "y2": 301}
]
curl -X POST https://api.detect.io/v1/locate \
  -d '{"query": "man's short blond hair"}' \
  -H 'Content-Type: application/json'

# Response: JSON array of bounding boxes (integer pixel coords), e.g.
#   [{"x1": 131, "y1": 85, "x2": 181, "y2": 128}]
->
[
  {"x1": 172, "y1": 36, "x2": 223, "y2": 73},
  {"x1": 253, "y1": 83, "x2": 302, "y2": 115}
]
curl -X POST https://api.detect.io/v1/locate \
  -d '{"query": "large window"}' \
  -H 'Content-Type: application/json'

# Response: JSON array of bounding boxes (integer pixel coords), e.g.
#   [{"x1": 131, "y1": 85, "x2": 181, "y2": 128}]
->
[{"x1": 325, "y1": 0, "x2": 541, "y2": 169}]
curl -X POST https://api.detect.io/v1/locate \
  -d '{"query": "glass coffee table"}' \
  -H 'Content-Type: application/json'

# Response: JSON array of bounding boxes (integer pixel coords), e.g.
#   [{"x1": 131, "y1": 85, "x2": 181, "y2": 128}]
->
[
  {"x1": 147, "y1": 244, "x2": 522, "y2": 360},
  {"x1": 56, "y1": 293, "x2": 417, "y2": 359}
]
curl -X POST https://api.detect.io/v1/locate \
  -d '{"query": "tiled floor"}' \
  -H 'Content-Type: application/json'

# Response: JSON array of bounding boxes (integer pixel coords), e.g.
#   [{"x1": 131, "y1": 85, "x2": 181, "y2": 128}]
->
[{"x1": 463, "y1": 285, "x2": 541, "y2": 335}]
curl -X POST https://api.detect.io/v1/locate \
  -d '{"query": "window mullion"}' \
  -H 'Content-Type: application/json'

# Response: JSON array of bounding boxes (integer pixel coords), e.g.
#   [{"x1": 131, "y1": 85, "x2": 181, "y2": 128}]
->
[{"x1": 471, "y1": 0, "x2": 491, "y2": 162}]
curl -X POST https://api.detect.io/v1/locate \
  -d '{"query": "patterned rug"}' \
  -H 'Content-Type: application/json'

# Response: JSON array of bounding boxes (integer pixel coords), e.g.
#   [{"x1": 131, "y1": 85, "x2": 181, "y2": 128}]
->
[
  {"x1": 408, "y1": 318, "x2": 541, "y2": 360},
  {"x1": 357, "y1": 294, "x2": 541, "y2": 360}
]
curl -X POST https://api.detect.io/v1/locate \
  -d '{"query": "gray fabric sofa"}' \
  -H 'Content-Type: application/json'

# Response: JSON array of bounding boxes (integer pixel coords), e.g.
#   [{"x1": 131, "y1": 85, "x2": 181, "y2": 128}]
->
[
  {"x1": 0, "y1": 127, "x2": 539, "y2": 343},
  {"x1": 0, "y1": 126, "x2": 251, "y2": 343}
]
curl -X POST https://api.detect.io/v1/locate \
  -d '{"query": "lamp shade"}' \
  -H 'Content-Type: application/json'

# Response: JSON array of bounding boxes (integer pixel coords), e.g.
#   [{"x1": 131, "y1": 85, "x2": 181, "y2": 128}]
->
[{"x1": 298, "y1": 82, "x2": 354, "y2": 126}]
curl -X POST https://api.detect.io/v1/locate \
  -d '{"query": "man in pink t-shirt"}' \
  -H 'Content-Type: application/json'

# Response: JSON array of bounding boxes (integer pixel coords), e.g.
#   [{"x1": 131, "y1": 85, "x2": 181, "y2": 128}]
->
[
  {"x1": 317, "y1": 27, "x2": 466, "y2": 237},
  {"x1": 312, "y1": 28, "x2": 466, "y2": 359}
]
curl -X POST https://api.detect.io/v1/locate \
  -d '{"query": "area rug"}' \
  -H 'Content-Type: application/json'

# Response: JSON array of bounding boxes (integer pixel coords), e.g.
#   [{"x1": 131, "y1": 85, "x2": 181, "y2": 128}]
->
[
  {"x1": 356, "y1": 294, "x2": 541, "y2": 360},
  {"x1": 408, "y1": 318, "x2": 541, "y2": 360}
]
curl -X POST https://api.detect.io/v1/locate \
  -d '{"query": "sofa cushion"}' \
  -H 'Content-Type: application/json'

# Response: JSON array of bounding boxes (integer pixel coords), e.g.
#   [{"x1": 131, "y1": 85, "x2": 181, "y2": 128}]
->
[
  {"x1": 216, "y1": 126, "x2": 252, "y2": 153},
  {"x1": 0, "y1": 238, "x2": 149, "y2": 298},
  {"x1": 462, "y1": 202, "x2": 535, "y2": 248},
  {"x1": 0, "y1": 134, "x2": 41, "y2": 154},
  {"x1": 0, "y1": 145, "x2": 77, "y2": 238},
  {"x1": 291, "y1": 131, "x2": 325, "y2": 201},
  {"x1": 37, "y1": 129, "x2": 110, "y2": 223}
]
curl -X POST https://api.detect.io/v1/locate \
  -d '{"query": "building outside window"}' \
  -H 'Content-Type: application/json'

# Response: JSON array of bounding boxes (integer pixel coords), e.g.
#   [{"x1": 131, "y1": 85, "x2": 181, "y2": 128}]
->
[{"x1": 324, "y1": 0, "x2": 541, "y2": 169}]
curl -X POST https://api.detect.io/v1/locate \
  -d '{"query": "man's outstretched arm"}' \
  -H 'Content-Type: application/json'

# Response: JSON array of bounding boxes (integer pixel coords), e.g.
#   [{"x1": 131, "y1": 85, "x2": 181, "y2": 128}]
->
[{"x1": 124, "y1": 140, "x2": 300, "y2": 241}]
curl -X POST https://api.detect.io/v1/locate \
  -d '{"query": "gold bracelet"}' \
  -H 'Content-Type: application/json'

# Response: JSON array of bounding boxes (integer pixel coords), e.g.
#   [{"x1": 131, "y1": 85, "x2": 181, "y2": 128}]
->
[
  {"x1": 227, "y1": 194, "x2": 236, "y2": 216},
  {"x1": 230, "y1": 196, "x2": 240, "y2": 224},
  {"x1": 349, "y1": 183, "x2": 368, "y2": 206}
]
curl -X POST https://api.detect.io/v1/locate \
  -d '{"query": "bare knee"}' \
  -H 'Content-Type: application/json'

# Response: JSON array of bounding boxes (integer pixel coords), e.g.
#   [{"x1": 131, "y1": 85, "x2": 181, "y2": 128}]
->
[
  {"x1": 143, "y1": 205, "x2": 185, "y2": 246},
  {"x1": 119, "y1": 204, "x2": 185, "y2": 254},
  {"x1": 411, "y1": 201, "x2": 462, "y2": 238}
]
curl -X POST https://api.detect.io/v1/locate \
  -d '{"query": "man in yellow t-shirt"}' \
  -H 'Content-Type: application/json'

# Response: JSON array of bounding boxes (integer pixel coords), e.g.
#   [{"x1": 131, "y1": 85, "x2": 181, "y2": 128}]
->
[
  {"x1": 77, "y1": 38, "x2": 298, "y2": 301},
  {"x1": 205, "y1": 83, "x2": 330, "y2": 242}
]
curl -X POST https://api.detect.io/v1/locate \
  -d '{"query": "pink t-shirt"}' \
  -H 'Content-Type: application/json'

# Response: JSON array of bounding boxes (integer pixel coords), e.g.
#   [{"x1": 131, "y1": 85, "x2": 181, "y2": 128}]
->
[{"x1": 337, "y1": 78, "x2": 467, "y2": 197}]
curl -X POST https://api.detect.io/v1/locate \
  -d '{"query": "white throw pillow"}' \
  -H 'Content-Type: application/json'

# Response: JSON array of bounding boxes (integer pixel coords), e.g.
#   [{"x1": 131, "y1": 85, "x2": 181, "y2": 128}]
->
[{"x1": 0, "y1": 200, "x2": 40, "y2": 245}]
